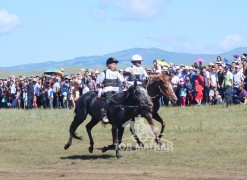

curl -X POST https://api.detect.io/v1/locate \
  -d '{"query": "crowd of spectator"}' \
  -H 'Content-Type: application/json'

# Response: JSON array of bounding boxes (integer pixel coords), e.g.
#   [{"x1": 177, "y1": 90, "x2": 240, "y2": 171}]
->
[
  {"x1": 0, "y1": 70, "x2": 99, "y2": 109},
  {"x1": 0, "y1": 54, "x2": 247, "y2": 110},
  {"x1": 154, "y1": 55, "x2": 247, "y2": 107}
]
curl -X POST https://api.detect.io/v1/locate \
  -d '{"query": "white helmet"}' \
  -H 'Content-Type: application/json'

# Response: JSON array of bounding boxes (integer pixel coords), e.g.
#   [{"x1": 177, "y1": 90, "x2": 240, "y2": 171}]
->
[{"x1": 131, "y1": 54, "x2": 143, "y2": 61}]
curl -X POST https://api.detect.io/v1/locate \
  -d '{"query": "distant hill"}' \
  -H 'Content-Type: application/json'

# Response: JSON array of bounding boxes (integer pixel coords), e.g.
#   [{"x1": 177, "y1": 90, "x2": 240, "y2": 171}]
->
[{"x1": 0, "y1": 47, "x2": 246, "y2": 72}]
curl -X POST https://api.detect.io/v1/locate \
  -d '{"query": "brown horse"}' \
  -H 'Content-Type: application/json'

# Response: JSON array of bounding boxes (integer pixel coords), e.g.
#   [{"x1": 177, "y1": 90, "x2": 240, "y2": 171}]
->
[
  {"x1": 148, "y1": 73, "x2": 177, "y2": 139},
  {"x1": 129, "y1": 73, "x2": 178, "y2": 146}
]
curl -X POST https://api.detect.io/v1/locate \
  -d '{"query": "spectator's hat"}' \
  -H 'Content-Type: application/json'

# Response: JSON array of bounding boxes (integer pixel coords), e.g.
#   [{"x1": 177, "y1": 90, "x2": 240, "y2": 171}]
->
[
  {"x1": 119, "y1": 69, "x2": 123, "y2": 72},
  {"x1": 180, "y1": 64, "x2": 185, "y2": 67},
  {"x1": 241, "y1": 54, "x2": 247, "y2": 58},
  {"x1": 208, "y1": 62, "x2": 214, "y2": 67},
  {"x1": 163, "y1": 66, "x2": 168, "y2": 71},
  {"x1": 189, "y1": 66, "x2": 193, "y2": 70},
  {"x1": 60, "y1": 68, "x2": 64, "y2": 72},
  {"x1": 185, "y1": 65, "x2": 189, "y2": 69},
  {"x1": 33, "y1": 78, "x2": 37, "y2": 82},
  {"x1": 95, "y1": 70, "x2": 100, "y2": 74},
  {"x1": 235, "y1": 65, "x2": 239, "y2": 69},
  {"x1": 175, "y1": 65, "x2": 180, "y2": 70}
]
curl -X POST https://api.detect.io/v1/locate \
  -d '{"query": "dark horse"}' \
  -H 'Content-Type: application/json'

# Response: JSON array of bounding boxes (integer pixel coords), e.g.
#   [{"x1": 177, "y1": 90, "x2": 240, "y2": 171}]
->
[
  {"x1": 129, "y1": 73, "x2": 178, "y2": 146},
  {"x1": 64, "y1": 82, "x2": 155, "y2": 158}
]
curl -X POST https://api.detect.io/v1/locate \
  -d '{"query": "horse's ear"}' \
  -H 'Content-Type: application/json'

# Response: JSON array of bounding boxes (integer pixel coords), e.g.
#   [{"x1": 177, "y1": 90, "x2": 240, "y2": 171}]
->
[{"x1": 134, "y1": 80, "x2": 137, "y2": 86}]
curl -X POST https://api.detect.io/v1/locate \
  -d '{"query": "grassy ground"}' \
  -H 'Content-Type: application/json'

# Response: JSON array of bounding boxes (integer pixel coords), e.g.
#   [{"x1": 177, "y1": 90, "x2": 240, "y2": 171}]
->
[{"x1": 0, "y1": 105, "x2": 247, "y2": 179}]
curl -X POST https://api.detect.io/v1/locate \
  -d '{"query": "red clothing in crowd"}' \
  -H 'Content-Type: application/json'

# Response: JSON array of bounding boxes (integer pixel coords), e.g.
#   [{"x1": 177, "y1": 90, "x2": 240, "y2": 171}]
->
[
  {"x1": 197, "y1": 74, "x2": 204, "y2": 87},
  {"x1": 195, "y1": 84, "x2": 203, "y2": 100}
]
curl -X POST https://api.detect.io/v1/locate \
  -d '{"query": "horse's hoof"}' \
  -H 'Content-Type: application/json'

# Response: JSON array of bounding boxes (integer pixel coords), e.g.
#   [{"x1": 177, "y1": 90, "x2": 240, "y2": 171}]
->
[
  {"x1": 102, "y1": 146, "x2": 108, "y2": 153},
  {"x1": 159, "y1": 142, "x2": 163, "y2": 148},
  {"x1": 64, "y1": 144, "x2": 70, "y2": 150},
  {"x1": 138, "y1": 142, "x2": 145, "y2": 148},
  {"x1": 116, "y1": 155, "x2": 123, "y2": 159},
  {"x1": 88, "y1": 146, "x2": 94, "y2": 153},
  {"x1": 155, "y1": 138, "x2": 160, "y2": 144}
]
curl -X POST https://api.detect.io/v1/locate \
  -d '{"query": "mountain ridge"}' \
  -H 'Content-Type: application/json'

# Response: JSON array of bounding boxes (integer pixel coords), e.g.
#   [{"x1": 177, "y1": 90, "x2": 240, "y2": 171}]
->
[{"x1": 1, "y1": 47, "x2": 246, "y2": 72}]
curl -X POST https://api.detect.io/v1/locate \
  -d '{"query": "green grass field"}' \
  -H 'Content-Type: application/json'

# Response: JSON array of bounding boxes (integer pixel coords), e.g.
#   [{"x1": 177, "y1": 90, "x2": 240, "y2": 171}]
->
[{"x1": 0, "y1": 105, "x2": 247, "y2": 179}]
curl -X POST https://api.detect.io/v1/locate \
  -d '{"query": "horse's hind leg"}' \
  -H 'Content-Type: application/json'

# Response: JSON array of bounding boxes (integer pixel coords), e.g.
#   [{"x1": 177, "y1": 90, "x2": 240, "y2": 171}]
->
[
  {"x1": 86, "y1": 117, "x2": 99, "y2": 153},
  {"x1": 102, "y1": 126, "x2": 124, "y2": 155},
  {"x1": 64, "y1": 112, "x2": 86, "y2": 150}
]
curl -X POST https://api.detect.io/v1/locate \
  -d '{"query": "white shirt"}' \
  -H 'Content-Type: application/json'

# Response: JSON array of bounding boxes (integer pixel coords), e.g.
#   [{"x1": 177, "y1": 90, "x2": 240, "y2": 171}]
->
[
  {"x1": 82, "y1": 87, "x2": 90, "y2": 94},
  {"x1": 233, "y1": 71, "x2": 244, "y2": 87},
  {"x1": 34, "y1": 83, "x2": 42, "y2": 96},
  {"x1": 125, "y1": 65, "x2": 148, "y2": 79},
  {"x1": 48, "y1": 88, "x2": 54, "y2": 98},
  {"x1": 9, "y1": 84, "x2": 16, "y2": 94},
  {"x1": 97, "y1": 69, "x2": 125, "y2": 93},
  {"x1": 171, "y1": 76, "x2": 179, "y2": 88},
  {"x1": 210, "y1": 72, "x2": 218, "y2": 87},
  {"x1": 53, "y1": 82, "x2": 60, "y2": 93}
]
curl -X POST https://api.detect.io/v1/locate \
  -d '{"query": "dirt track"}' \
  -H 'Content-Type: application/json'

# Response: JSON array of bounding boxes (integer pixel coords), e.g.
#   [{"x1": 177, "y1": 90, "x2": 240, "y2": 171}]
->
[{"x1": 1, "y1": 168, "x2": 247, "y2": 180}]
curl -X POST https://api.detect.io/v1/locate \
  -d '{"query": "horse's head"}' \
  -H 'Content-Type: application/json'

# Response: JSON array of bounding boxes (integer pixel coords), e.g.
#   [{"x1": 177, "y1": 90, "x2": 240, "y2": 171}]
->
[
  {"x1": 148, "y1": 74, "x2": 178, "y2": 103},
  {"x1": 125, "y1": 81, "x2": 153, "y2": 113}
]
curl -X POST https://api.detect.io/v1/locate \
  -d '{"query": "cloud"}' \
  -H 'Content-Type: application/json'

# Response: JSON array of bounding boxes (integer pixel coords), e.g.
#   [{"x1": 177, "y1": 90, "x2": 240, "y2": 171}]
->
[
  {"x1": 218, "y1": 34, "x2": 246, "y2": 50},
  {"x1": 117, "y1": 0, "x2": 166, "y2": 21},
  {"x1": 149, "y1": 34, "x2": 247, "y2": 54},
  {"x1": 148, "y1": 35, "x2": 210, "y2": 54},
  {"x1": 0, "y1": 9, "x2": 20, "y2": 35}
]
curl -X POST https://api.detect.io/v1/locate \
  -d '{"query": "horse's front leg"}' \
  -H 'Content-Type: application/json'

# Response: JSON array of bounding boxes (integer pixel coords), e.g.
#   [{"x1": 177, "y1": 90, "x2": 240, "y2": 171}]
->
[
  {"x1": 129, "y1": 118, "x2": 144, "y2": 147},
  {"x1": 152, "y1": 112, "x2": 166, "y2": 140},
  {"x1": 64, "y1": 133, "x2": 73, "y2": 150},
  {"x1": 112, "y1": 125, "x2": 122, "y2": 159},
  {"x1": 86, "y1": 117, "x2": 99, "y2": 153},
  {"x1": 145, "y1": 113, "x2": 162, "y2": 146}
]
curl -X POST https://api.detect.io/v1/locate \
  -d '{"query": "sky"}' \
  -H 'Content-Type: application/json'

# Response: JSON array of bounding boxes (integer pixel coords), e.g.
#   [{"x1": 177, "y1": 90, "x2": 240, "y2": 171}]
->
[{"x1": 0, "y1": 0, "x2": 247, "y2": 67}]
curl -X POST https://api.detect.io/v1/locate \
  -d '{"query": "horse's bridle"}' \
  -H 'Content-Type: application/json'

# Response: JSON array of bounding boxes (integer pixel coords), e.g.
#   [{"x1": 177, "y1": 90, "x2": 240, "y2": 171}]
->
[{"x1": 147, "y1": 75, "x2": 175, "y2": 102}]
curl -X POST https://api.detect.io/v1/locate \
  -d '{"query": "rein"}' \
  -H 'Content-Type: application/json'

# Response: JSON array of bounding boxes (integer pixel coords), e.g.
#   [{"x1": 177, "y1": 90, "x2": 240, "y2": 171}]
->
[{"x1": 107, "y1": 91, "x2": 144, "y2": 109}]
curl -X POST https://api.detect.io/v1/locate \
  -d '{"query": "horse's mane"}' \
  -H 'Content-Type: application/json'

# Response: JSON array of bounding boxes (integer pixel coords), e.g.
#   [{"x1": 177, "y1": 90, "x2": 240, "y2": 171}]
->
[{"x1": 109, "y1": 85, "x2": 144, "y2": 105}]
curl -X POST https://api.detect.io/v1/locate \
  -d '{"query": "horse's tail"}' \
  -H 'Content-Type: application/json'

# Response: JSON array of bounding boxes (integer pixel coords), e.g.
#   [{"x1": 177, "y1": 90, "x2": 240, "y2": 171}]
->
[{"x1": 69, "y1": 95, "x2": 89, "y2": 140}]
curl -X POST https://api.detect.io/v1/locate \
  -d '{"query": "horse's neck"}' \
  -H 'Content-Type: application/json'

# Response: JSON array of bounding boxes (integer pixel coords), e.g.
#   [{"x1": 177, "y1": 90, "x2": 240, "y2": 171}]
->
[{"x1": 147, "y1": 83, "x2": 161, "y2": 98}]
